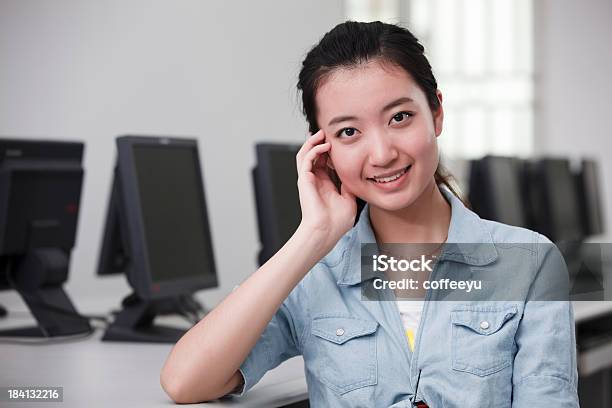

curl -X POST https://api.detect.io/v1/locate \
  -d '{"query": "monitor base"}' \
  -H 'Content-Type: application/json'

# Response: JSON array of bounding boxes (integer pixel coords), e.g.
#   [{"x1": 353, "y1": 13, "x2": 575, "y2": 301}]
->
[
  {"x1": 102, "y1": 323, "x2": 186, "y2": 343},
  {"x1": 102, "y1": 292, "x2": 196, "y2": 343},
  {"x1": 0, "y1": 326, "x2": 46, "y2": 337},
  {"x1": 0, "y1": 286, "x2": 93, "y2": 338}
]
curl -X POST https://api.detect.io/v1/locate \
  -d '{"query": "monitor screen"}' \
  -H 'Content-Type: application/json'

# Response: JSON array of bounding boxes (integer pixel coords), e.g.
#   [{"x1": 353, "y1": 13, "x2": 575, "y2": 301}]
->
[
  {"x1": 485, "y1": 156, "x2": 526, "y2": 227},
  {"x1": 540, "y1": 159, "x2": 583, "y2": 242},
  {"x1": 131, "y1": 144, "x2": 214, "y2": 283},
  {"x1": 579, "y1": 159, "x2": 605, "y2": 236},
  {"x1": 468, "y1": 156, "x2": 527, "y2": 228},
  {"x1": 111, "y1": 136, "x2": 217, "y2": 299},
  {"x1": 253, "y1": 143, "x2": 301, "y2": 265},
  {"x1": 267, "y1": 149, "x2": 301, "y2": 246}
]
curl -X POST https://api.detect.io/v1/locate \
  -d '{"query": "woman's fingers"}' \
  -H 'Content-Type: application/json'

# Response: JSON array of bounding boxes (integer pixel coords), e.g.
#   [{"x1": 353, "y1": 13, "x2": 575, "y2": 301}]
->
[
  {"x1": 296, "y1": 129, "x2": 325, "y2": 172},
  {"x1": 299, "y1": 142, "x2": 330, "y2": 175},
  {"x1": 296, "y1": 129, "x2": 324, "y2": 168},
  {"x1": 314, "y1": 149, "x2": 331, "y2": 169}
]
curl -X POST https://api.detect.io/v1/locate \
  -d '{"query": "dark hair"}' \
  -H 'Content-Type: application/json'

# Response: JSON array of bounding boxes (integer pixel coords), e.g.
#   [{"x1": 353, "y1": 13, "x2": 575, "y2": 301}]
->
[{"x1": 297, "y1": 21, "x2": 465, "y2": 207}]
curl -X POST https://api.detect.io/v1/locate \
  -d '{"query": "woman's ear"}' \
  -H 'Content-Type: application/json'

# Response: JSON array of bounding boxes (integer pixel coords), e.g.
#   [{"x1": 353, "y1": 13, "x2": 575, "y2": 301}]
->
[{"x1": 434, "y1": 90, "x2": 444, "y2": 137}]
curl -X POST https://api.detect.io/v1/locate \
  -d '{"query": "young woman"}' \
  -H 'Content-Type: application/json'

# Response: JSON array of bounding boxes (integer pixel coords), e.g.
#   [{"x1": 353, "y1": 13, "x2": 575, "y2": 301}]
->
[{"x1": 161, "y1": 21, "x2": 579, "y2": 407}]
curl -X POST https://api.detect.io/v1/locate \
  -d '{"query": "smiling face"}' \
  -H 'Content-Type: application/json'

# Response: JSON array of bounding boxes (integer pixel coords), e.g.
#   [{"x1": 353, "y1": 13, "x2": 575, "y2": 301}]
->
[{"x1": 315, "y1": 60, "x2": 444, "y2": 213}]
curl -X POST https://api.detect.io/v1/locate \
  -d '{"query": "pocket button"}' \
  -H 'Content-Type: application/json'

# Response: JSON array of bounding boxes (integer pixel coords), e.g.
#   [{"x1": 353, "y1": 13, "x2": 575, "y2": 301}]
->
[
  {"x1": 480, "y1": 321, "x2": 490, "y2": 330},
  {"x1": 336, "y1": 328, "x2": 345, "y2": 336}
]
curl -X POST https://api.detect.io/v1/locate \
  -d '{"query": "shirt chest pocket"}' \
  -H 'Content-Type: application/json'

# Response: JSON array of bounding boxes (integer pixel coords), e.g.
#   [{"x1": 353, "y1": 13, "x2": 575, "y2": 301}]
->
[
  {"x1": 451, "y1": 305, "x2": 519, "y2": 377},
  {"x1": 309, "y1": 316, "x2": 378, "y2": 395}
]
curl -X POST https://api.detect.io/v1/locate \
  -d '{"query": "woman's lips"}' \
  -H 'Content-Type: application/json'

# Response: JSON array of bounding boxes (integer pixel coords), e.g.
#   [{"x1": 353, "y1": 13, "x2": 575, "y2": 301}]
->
[{"x1": 368, "y1": 165, "x2": 411, "y2": 190}]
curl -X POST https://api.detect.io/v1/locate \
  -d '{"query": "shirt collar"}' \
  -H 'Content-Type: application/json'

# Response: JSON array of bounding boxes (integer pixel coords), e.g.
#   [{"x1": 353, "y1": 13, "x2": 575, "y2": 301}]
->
[{"x1": 336, "y1": 187, "x2": 498, "y2": 286}]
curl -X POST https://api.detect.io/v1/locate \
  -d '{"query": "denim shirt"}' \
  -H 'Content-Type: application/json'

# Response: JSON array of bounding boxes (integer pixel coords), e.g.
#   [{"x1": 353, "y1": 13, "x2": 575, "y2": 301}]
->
[{"x1": 234, "y1": 189, "x2": 579, "y2": 407}]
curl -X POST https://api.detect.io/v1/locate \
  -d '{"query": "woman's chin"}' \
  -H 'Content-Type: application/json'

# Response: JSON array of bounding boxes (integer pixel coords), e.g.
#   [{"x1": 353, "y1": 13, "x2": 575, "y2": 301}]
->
[{"x1": 366, "y1": 193, "x2": 418, "y2": 213}]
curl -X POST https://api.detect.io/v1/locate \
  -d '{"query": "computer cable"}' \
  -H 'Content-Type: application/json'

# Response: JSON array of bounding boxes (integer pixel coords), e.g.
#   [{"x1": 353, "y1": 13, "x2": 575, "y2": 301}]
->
[
  {"x1": 180, "y1": 296, "x2": 200, "y2": 321},
  {"x1": 173, "y1": 297, "x2": 199, "y2": 326},
  {"x1": 0, "y1": 327, "x2": 96, "y2": 345}
]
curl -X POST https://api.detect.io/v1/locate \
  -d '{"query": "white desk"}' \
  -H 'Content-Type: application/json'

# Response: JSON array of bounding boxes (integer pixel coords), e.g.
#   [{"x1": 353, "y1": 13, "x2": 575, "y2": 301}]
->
[
  {"x1": 0, "y1": 312, "x2": 308, "y2": 408},
  {"x1": 573, "y1": 301, "x2": 612, "y2": 322},
  {"x1": 1, "y1": 297, "x2": 611, "y2": 408}
]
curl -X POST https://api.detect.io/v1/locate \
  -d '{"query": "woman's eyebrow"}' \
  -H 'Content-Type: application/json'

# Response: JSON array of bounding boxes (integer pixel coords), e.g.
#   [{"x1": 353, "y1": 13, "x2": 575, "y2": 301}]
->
[
  {"x1": 328, "y1": 115, "x2": 358, "y2": 127},
  {"x1": 381, "y1": 96, "x2": 414, "y2": 112},
  {"x1": 327, "y1": 96, "x2": 415, "y2": 127}
]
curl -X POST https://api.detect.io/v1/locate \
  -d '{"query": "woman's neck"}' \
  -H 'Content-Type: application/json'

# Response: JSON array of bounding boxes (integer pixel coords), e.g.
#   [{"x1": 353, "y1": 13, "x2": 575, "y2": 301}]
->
[{"x1": 369, "y1": 181, "x2": 451, "y2": 244}]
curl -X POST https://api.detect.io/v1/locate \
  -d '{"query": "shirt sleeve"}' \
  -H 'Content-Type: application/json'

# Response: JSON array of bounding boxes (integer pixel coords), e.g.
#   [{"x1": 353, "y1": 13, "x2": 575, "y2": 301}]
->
[
  {"x1": 511, "y1": 233, "x2": 579, "y2": 407},
  {"x1": 227, "y1": 290, "x2": 304, "y2": 397}
]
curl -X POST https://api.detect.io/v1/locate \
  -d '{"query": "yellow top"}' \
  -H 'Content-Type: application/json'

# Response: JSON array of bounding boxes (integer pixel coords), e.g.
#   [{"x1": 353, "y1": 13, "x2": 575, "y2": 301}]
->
[{"x1": 406, "y1": 328, "x2": 416, "y2": 351}]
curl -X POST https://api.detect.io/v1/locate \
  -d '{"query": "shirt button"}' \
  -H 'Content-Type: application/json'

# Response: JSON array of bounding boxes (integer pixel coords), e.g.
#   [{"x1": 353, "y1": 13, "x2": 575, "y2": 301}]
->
[
  {"x1": 480, "y1": 321, "x2": 490, "y2": 330},
  {"x1": 336, "y1": 328, "x2": 345, "y2": 336}
]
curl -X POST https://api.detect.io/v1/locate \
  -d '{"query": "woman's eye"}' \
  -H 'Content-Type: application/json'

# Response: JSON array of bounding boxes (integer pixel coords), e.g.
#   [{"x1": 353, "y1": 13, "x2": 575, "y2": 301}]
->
[
  {"x1": 390, "y1": 112, "x2": 413, "y2": 124},
  {"x1": 337, "y1": 127, "x2": 357, "y2": 138}
]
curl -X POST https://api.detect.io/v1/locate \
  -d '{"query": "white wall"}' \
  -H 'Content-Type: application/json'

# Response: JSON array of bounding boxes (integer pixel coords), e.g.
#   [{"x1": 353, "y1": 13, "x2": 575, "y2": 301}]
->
[
  {"x1": 534, "y1": 0, "x2": 612, "y2": 241},
  {"x1": 0, "y1": 0, "x2": 344, "y2": 313}
]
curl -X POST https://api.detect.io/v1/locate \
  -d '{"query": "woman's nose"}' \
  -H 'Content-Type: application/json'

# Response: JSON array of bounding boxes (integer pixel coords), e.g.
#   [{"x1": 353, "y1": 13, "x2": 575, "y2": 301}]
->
[{"x1": 367, "y1": 131, "x2": 398, "y2": 167}]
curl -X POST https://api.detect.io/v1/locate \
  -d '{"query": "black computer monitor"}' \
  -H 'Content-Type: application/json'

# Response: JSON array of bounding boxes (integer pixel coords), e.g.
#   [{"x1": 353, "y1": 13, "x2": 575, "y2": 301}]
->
[
  {"x1": 576, "y1": 159, "x2": 605, "y2": 237},
  {"x1": 468, "y1": 156, "x2": 528, "y2": 228},
  {"x1": 528, "y1": 158, "x2": 583, "y2": 242},
  {"x1": 98, "y1": 135, "x2": 217, "y2": 342},
  {"x1": 252, "y1": 143, "x2": 302, "y2": 266},
  {"x1": 0, "y1": 138, "x2": 91, "y2": 337}
]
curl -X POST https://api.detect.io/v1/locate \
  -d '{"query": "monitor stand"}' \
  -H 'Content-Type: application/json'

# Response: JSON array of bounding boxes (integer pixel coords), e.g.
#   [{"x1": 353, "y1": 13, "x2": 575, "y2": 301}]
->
[
  {"x1": 102, "y1": 292, "x2": 204, "y2": 343},
  {"x1": 0, "y1": 287, "x2": 92, "y2": 337},
  {"x1": 0, "y1": 249, "x2": 92, "y2": 338}
]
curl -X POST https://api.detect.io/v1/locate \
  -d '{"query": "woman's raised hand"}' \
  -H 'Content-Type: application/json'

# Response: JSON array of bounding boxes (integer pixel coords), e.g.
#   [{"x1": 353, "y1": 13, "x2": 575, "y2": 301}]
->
[{"x1": 295, "y1": 129, "x2": 357, "y2": 251}]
